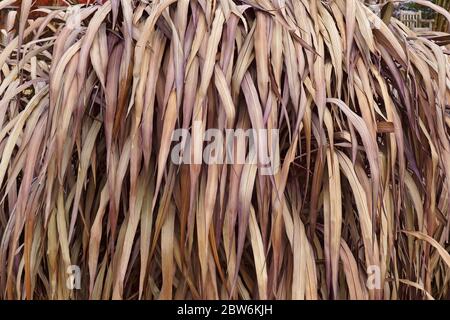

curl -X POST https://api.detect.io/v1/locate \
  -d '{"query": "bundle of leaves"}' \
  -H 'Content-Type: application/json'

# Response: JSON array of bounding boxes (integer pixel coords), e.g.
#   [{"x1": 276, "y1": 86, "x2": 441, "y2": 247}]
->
[{"x1": 0, "y1": 0, "x2": 450, "y2": 300}]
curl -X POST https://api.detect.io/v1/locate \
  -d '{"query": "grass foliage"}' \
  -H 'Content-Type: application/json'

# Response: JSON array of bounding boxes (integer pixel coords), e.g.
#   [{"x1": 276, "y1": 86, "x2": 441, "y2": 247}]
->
[{"x1": 0, "y1": 0, "x2": 450, "y2": 299}]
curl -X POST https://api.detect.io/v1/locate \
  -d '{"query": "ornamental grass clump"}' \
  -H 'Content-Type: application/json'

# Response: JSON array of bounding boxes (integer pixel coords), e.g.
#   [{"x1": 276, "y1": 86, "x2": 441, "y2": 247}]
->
[{"x1": 0, "y1": 0, "x2": 450, "y2": 300}]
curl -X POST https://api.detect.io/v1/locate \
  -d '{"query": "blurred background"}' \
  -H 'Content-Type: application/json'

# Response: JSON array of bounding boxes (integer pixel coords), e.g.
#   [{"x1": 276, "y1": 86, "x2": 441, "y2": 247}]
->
[{"x1": 365, "y1": 0, "x2": 450, "y2": 32}]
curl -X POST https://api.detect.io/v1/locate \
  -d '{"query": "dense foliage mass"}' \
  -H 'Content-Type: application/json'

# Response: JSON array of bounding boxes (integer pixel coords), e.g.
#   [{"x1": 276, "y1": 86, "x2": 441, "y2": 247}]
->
[{"x1": 0, "y1": 0, "x2": 449, "y2": 300}]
